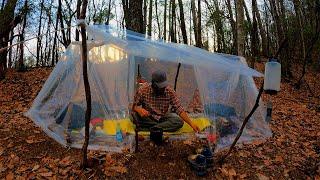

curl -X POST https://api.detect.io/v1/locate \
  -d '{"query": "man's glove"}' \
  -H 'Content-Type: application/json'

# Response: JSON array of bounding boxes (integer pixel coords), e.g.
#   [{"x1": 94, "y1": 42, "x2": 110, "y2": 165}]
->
[{"x1": 135, "y1": 107, "x2": 150, "y2": 117}]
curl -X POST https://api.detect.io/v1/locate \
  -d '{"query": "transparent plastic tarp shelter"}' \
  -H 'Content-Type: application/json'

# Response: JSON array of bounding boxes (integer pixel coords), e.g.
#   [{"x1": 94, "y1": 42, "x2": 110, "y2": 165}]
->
[{"x1": 25, "y1": 25, "x2": 272, "y2": 152}]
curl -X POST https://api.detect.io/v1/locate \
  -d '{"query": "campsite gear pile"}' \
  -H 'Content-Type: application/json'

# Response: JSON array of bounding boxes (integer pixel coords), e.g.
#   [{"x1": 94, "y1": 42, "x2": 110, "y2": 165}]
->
[
  {"x1": 25, "y1": 24, "x2": 272, "y2": 153},
  {"x1": 188, "y1": 145, "x2": 214, "y2": 176}
]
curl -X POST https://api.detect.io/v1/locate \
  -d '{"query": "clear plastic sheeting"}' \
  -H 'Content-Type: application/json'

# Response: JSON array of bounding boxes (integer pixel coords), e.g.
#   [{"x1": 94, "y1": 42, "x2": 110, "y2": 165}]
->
[{"x1": 25, "y1": 25, "x2": 272, "y2": 152}]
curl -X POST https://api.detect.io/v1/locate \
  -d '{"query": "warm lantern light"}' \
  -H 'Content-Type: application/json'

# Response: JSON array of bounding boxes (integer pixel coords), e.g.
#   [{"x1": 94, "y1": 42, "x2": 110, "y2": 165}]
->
[
  {"x1": 91, "y1": 44, "x2": 127, "y2": 63},
  {"x1": 264, "y1": 58, "x2": 281, "y2": 94}
]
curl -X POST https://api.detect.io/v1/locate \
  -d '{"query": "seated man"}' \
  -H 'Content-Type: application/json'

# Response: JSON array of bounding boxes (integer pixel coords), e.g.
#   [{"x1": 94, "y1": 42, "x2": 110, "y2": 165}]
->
[{"x1": 132, "y1": 70, "x2": 200, "y2": 132}]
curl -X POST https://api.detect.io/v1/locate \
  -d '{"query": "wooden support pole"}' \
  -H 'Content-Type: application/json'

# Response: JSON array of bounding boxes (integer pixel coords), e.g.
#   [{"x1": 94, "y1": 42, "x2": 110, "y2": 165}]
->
[
  {"x1": 79, "y1": 0, "x2": 91, "y2": 169},
  {"x1": 174, "y1": 62, "x2": 181, "y2": 91}
]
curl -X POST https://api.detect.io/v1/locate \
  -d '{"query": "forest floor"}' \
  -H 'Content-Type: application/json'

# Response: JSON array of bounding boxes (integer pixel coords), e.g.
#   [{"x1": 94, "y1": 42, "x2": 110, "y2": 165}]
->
[{"x1": 0, "y1": 64, "x2": 319, "y2": 179}]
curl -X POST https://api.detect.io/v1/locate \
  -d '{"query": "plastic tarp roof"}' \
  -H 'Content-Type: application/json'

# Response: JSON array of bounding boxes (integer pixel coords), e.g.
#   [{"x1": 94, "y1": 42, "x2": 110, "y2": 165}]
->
[{"x1": 26, "y1": 25, "x2": 271, "y2": 152}]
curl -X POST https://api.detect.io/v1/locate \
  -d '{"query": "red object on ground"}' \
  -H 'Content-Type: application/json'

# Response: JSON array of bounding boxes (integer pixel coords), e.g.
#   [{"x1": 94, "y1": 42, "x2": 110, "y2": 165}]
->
[
  {"x1": 207, "y1": 134, "x2": 217, "y2": 143},
  {"x1": 90, "y1": 118, "x2": 103, "y2": 126},
  {"x1": 138, "y1": 78, "x2": 147, "y2": 83}
]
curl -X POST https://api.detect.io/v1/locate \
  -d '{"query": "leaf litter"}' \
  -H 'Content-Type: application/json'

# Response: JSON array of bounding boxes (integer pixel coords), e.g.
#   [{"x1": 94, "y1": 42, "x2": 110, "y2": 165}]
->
[{"x1": 0, "y1": 65, "x2": 319, "y2": 179}]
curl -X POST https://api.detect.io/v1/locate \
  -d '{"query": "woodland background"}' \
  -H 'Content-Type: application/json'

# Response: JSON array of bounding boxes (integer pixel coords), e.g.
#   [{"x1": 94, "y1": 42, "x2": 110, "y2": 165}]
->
[
  {"x1": 0, "y1": 0, "x2": 319, "y2": 82},
  {"x1": 0, "y1": 0, "x2": 319, "y2": 179}
]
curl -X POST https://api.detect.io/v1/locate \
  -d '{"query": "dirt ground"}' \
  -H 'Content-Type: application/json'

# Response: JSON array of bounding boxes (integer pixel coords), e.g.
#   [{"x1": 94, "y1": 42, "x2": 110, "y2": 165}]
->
[{"x1": 0, "y1": 65, "x2": 319, "y2": 179}]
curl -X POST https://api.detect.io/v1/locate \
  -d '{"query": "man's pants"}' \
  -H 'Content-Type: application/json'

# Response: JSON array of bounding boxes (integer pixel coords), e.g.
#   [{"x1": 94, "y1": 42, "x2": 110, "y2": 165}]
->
[{"x1": 131, "y1": 113, "x2": 184, "y2": 132}]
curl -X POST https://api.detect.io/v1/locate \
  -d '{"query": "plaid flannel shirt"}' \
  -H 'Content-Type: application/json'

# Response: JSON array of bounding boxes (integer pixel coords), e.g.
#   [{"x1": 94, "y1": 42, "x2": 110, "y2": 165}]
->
[{"x1": 133, "y1": 83, "x2": 184, "y2": 121}]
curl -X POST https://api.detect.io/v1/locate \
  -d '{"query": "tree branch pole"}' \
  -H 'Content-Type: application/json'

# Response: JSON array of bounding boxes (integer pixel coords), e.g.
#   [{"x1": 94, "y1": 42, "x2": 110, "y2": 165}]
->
[
  {"x1": 79, "y1": 0, "x2": 91, "y2": 169},
  {"x1": 219, "y1": 82, "x2": 264, "y2": 164},
  {"x1": 174, "y1": 62, "x2": 181, "y2": 91}
]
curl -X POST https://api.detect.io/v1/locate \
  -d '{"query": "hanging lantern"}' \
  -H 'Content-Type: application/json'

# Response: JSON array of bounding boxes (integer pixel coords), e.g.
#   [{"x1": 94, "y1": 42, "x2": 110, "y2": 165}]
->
[{"x1": 264, "y1": 58, "x2": 281, "y2": 95}]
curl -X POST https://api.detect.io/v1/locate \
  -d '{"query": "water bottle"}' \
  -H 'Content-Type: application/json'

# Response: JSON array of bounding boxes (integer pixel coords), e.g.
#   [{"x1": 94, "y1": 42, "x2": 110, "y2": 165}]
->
[
  {"x1": 264, "y1": 58, "x2": 281, "y2": 94},
  {"x1": 116, "y1": 123, "x2": 123, "y2": 142},
  {"x1": 207, "y1": 125, "x2": 217, "y2": 152}
]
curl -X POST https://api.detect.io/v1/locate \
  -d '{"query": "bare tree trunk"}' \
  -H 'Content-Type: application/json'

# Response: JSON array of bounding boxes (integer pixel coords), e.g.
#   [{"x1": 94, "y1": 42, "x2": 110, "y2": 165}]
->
[
  {"x1": 196, "y1": 0, "x2": 202, "y2": 48},
  {"x1": 1, "y1": 0, "x2": 5, "y2": 11},
  {"x1": 191, "y1": 0, "x2": 198, "y2": 46},
  {"x1": 45, "y1": 3, "x2": 52, "y2": 66},
  {"x1": 178, "y1": 0, "x2": 187, "y2": 44},
  {"x1": 177, "y1": 14, "x2": 182, "y2": 43},
  {"x1": 92, "y1": 0, "x2": 97, "y2": 23},
  {"x1": 225, "y1": 0, "x2": 237, "y2": 54},
  {"x1": 155, "y1": 0, "x2": 161, "y2": 39},
  {"x1": 205, "y1": 7, "x2": 209, "y2": 50},
  {"x1": 236, "y1": 0, "x2": 245, "y2": 56},
  {"x1": 269, "y1": 0, "x2": 291, "y2": 77},
  {"x1": 43, "y1": 11, "x2": 51, "y2": 66},
  {"x1": 79, "y1": 0, "x2": 91, "y2": 169},
  {"x1": 251, "y1": 0, "x2": 259, "y2": 67},
  {"x1": 243, "y1": 0, "x2": 251, "y2": 56},
  {"x1": 8, "y1": 29, "x2": 13, "y2": 68},
  {"x1": 143, "y1": 0, "x2": 147, "y2": 34},
  {"x1": 43, "y1": 32, "x2": 48, "y2": 66},
  {"x1": 170, "y1": 0, "x2": 176, "y2": 42},
  {"x1": 0, "y1": 0, "x2": 19, "y2": 80},
  {"x1": 18, "y1": 0, "x2": 27, "y2": 71},
  {"x1": 294, "y1": 0, "x2": 306, "y2": 87},
  {"x1": 122, "y1": 0, "x2": 129, "y2": 27},
  {"x1": 55, "y1": 41, "x2": 59, "y2": 63},
  {"x1": 206, "y1": 0, "x2": 225, "y2": 52},
  {"x1": 254, "y1": 0, "x2": 268, "y2": 56},
  {"x1": 269, "y1": 0, "x2": 284, "y2": 49},
  {"x1": 189, "y1": 5, "x2": 192, "y2": 45},
  {"x1": 36, "y1": 0, "x2": 44, "y2": 67},
  {"x1": 243, "y1": 1, "x2": 251, "y2": 25},
  {"x1": 75, "y1": 0, "x2": 81, "y2": 41},
  {"x1": 123, "y1": 0, "x2": 144, "y2": 33},
  {"x1": 58, "y1": 0, "x2": 70, "y2": 48},
  {"x1": 147, "y1": 0, "x2": 152, "y2": 36},
  {"x1": 106, "y1": 0, "x2": 112, "y2": 25},
  {"x1": 278, "y1": 0, "x2": 287, "y2": 32},
  {"x1": 264, "y1": 2, "x2": 271, "y2": 56},
  {"x1": 168, "y1": 0, "x2": 171, "y2": 41},
  {"x1": 163, "y1": 0, "x2": 167, "y2": 40},
  {"x1": 51, "y1": 5, "x2": 59, "y2": 66}
]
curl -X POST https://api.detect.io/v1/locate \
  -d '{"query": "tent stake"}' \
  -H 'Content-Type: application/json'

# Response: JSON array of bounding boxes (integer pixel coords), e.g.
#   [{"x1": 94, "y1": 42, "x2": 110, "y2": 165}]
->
[{"x1": 219, "y1": 82, "x2": 264, "y2": 164}]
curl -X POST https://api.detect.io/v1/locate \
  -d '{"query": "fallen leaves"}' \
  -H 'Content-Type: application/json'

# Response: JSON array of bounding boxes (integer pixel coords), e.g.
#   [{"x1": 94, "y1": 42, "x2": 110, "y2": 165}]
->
[
  {"x1": 104, "y1": 153, "x2": 128, "y2": 177},
  {"x1": 0, "y1": 147, "x2": 4, "y2": 156},
  {"x1": 219, "y1": 165, "x2": 237, "y2": 178},
  {"x1": 39, "y1": 172, "x2": 53, "y2": 177},
  {"x1": 183, "y1": 139, "x2": 193, "y2": 146},
  {"x1": 0, "y1": 163, "x2": 6, "y2": 174},
  {"x1": 7, "y1": 154, "x2": 20, "y2": 169},
  {"x1": 25, "y1": 135, "x2": 46, "y2": 144},
  {"x1": 274, "y1": 155, "x2": 284, "y2": 163},
  {"x1": 0, "y1": 66, "x2": 319, "y2": 179},
  {"x1": 256, "y1": 173, "x2": 269, "y2": 180},
  {"x1": 238, "y1": 151, "x2": 249, "y2": 158},
  {"x1": 58, "y1": 167, "x2": 70, "y2": 176},
  {"x1": 59, "y1": 156, "x2": 72, "y2": 168},
  {"x1": 32, "y1": 165, "x2": 40, "y2": 171},
  {"x1": 5, "y1": 172, "x2": 14, "y2": 180},
  {"x1": 263, "y1": 159, "x2": 272, "y2": 166}
]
